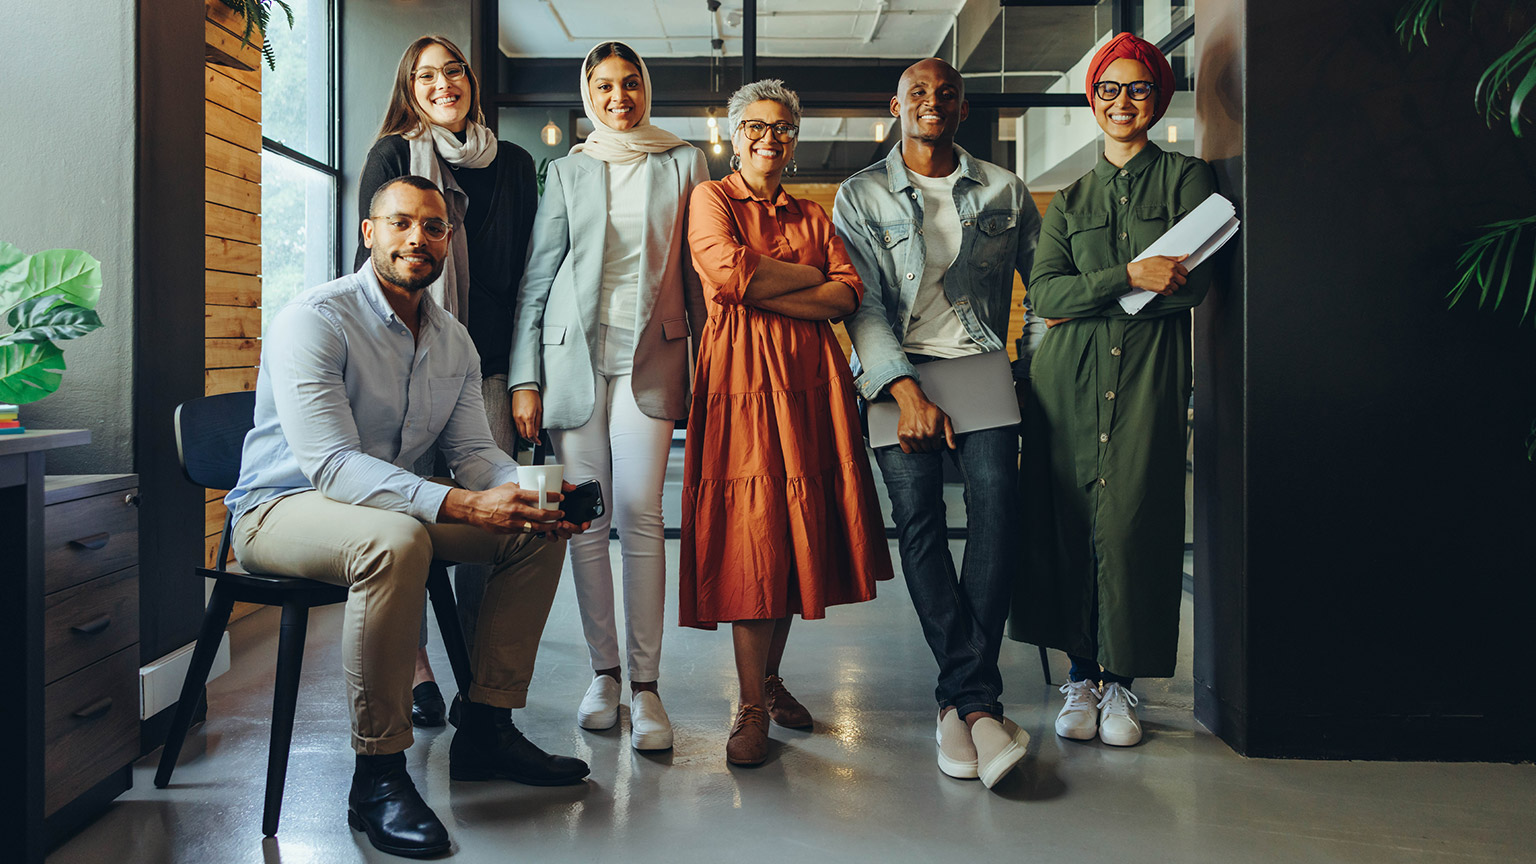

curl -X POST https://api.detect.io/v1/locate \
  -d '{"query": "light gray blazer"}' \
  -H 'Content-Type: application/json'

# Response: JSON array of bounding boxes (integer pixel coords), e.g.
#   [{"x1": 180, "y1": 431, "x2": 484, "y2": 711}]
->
[{"x1": 509, "y1": 146, "x2": 708, "y2": 428}]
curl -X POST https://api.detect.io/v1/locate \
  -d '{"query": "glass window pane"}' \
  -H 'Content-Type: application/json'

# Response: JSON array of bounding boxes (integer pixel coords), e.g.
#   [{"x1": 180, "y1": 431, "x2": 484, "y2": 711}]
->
[
  {"x1": 261, "y1": 151, "x2": 337, "y2": 329},
  {"x1": 262, "y1": 0, "x2": 333, "y2": 163}
]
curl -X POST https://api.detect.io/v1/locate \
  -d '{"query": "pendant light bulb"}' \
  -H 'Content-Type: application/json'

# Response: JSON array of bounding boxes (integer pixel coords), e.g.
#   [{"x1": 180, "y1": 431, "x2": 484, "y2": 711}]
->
[{"x1": 541, "y1": 116, "x2": 562, "y2": 147}]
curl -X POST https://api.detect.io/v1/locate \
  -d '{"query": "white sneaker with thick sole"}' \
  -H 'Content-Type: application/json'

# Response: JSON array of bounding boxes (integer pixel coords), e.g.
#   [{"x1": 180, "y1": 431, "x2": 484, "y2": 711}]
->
[
  {"x1": 935, "y1": 709, "x2": 979, "y2": 779},
  {"x1": 577, "y1": 675, "x2": 621, "y2": 730},
  {"x1": 630, "y1": 690, "x2": 674, "y2": 750},
  {"x1": 970, "y1": 716, "x2": 1029, "y2": 789},
  {"x1": 1097, "y1": 682, "x2": 1142, "y2": 747},
  {"x1": 1055, "y1": 679, "x2": 1101, "y2": 740}
]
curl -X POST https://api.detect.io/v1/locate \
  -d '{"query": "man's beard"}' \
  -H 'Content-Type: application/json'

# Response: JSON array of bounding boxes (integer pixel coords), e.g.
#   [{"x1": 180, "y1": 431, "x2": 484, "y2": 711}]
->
[{"x1": 372, "y1": 245, "x2": 444, "y2": 292}]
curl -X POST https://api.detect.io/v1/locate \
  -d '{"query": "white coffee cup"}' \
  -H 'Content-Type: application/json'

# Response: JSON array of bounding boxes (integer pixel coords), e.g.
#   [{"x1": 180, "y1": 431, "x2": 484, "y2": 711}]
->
[{"x1": 516, "y1": 463, "x2": 563, "y2": 515}]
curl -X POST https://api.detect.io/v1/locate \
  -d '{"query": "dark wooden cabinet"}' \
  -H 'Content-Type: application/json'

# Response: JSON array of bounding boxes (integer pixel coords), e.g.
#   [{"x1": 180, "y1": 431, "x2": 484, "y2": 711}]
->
[{"x1": 40, "y1": 474, "x2": 140, "y2": 837}]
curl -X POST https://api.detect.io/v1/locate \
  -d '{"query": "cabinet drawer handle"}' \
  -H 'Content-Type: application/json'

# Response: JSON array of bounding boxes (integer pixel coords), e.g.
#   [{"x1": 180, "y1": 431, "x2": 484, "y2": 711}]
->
[
  {"x1": 69, "y1": 533, "x2": 111, "y2": 550},
  {"x1": 72, "y1": 697, "x2": 113, "y2": 720},
  {"x1": 71, "y1": 615, "x2": 113, "y2": 635}
]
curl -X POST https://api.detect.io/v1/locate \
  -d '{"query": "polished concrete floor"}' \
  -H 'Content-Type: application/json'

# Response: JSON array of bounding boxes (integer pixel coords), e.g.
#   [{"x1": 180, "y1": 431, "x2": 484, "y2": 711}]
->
[{"x1": 48, "y1": 527, "x2": 1536, "y2": 864}]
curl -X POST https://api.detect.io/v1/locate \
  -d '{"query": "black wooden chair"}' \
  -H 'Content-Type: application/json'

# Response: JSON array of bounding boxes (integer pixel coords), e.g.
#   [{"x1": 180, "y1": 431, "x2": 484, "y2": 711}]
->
[{"x1": 153, "y1": 389, "x2": 475, "y2": 837}]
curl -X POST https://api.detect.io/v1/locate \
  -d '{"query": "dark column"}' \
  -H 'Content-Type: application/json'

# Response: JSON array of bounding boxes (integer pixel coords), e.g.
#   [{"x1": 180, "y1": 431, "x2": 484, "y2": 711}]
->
[
  {"x1": 742, "y1": 0, "x2": 757, "y2": 84},
  {"x1": 1193, "y1": 0, "x2": 1536, "y2": 760},
  {"x1": 136, "y1": 0, "x2": 207, "y2": 670}
]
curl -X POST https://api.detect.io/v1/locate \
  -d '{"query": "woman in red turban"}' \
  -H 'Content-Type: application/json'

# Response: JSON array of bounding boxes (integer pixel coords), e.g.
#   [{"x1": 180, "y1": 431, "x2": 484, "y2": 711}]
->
[{"x1": 1011, "y1": 33, "x2": 1218, "y2": 748}]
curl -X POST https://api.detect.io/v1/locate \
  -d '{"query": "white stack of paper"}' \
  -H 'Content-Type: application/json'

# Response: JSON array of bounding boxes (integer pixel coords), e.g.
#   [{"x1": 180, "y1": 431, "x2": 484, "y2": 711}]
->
[{"x1": 1119, "y1": 192, "x2": 1240, "y2": 315}]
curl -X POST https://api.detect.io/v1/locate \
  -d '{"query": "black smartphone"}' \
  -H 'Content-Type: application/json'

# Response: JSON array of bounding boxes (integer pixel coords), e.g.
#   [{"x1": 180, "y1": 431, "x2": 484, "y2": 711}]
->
[{"x1": 561, "y1": 479, "x2": 605, "y2": 524}]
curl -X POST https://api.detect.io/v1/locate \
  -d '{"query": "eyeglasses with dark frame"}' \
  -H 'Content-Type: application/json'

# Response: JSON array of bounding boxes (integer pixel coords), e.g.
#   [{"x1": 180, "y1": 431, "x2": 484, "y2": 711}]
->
[
  {"x1": 1093, "y1": 80, "x2": 1157, "y2": 102},
  {"x1": 369, "y1": 215, "x2": 453, "y2": 241},
  {"x1": 413, "y1": 61, "x2": 468, "y2": 87},
  {"x1": 737, "y1": 120, "x2": 800, "y2": 143}
]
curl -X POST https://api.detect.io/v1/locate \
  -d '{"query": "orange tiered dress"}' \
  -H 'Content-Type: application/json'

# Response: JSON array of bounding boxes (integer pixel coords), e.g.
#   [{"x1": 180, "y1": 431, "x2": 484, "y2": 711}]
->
[{"x1": 680, "y1": 173, "x2": 893, "y2": 629}]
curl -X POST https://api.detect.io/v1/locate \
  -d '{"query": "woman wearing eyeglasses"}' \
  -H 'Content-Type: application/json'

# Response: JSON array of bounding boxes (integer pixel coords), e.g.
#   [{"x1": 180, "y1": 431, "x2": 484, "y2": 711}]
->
[
  {"x1": 509, "y1": 41, "x2": 706, "y2": 751},
  {"x1": 1012, "y1": 33, "x2": 1216, "y2": 747},
  {"x1": 682, "y1": 80, "x2": 894, "y2": 766},
  {"x1": 357, "y1": 35, "x2": 539, "y2": 731}
]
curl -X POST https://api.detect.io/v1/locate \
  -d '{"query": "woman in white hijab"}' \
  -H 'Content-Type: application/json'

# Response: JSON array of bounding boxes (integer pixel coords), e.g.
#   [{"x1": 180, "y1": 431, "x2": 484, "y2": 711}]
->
[
  {"x1": 510, "y1": 41, "x2": 707, "y2": 751},
  {"x1": 356, "y1": 34, "x2": 541, "y2": 732}
]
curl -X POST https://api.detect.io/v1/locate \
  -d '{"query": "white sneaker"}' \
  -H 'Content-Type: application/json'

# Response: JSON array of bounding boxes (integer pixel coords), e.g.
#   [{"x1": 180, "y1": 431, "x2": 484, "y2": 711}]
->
[
  {"x1": 1055, "y1": 679, "x2": 1101, "y2": 741},
  {"x1": 935, "y1": 709, "x2": 978, "y2": 779},
  {"x1": 1097, "y1": 682, "x2": 1142, "y2": 747},
  {"x1": 577, "y1": 675, "x2": 621, "y2": 730},
  {"x1": 970, "y1": 715, "x2": 1029, "y2": 789},
  {"x1": 630, "y1": 690, "x2": 674, "y2": 751}
]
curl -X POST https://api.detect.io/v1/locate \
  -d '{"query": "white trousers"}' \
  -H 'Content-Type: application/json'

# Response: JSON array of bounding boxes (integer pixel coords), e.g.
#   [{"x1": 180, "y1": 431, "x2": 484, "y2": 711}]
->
[{"x1": 550, "y1": 326, "x2": 674, "y2": 681}]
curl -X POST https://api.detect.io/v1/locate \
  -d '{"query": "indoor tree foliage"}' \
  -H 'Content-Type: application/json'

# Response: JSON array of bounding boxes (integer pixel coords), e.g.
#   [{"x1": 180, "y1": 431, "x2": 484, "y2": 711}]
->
[
  {"x1": 0, "y1": 243, "x2": 104, "y2": 405},
  {"x1": 1398, "y1": 0, "x2": 1536, "y2": 457},
  {"x1": 220, "y1": 0, "x2": 294, "y2": 71}
]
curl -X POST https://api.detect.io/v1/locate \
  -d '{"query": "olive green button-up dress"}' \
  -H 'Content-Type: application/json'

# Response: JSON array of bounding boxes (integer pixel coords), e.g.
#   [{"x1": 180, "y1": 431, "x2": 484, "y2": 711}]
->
[{"x1": 1010, "y1": 143, "x2": 1216, "y2": 679}]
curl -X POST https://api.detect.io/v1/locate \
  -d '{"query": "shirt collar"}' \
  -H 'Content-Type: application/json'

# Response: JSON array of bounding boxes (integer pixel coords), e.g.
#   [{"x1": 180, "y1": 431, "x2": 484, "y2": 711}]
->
[
  {"x1": 884, "y1": 142, "x2": 985, "y2": 194},
  {"x1": 355, "y1": 260, "x2": 440, "y2": 333},
  {"x1": 1094, "y1": 141, "x2": 1165, "y2": 185},
  {"x1": 720, "y1": 171, "x2": 801, "y2": 214}
]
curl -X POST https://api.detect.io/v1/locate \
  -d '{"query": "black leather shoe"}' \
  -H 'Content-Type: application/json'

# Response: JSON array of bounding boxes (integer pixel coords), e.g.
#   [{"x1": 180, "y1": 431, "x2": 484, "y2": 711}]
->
[
  {"x1": 411, "y1": 681, "x2": 447, "y2": 728},
  {"x1": 347, "y1": 753, "x2": 451, "y2": 858},
  {"x1": 449, "y1": 701, "x2": 590, "y2": 786}
]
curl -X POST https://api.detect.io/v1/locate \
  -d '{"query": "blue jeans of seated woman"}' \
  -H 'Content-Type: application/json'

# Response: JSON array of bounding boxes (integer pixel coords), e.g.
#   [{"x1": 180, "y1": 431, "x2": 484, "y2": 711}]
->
[{"x1": 874, "y1": 424, "x2": 1018, "y2": 719}]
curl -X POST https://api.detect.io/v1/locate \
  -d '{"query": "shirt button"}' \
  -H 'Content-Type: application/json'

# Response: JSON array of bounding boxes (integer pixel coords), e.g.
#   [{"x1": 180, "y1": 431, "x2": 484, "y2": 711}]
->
[
  {"x1": 1120, "y1": 169, "x2": 1129, "y2": 177},
  {"x1": 1100, "y1": 433, "x2": 1109, "y2": 443},
  {"x1": 906, "y1": 273, "x2": 915, "y2": 280},
  {"x1": 917, "y1": 228, "x2": 924, "y2": 235},
  {"x1": 1119, "y1": 196, "x2": 1129, "y2": 205},
  {"x1": 1119, "y1": 232, "x2": 1128, "y2": 240},
  {"x1": 1105, "y1": 390, "x2": 1116, "y2": 400},
  {"x1": 1098, "y1": 478, "x2": 1108, "y2": 487},
  {"x1": 884, "y1": 232, "x2": 891, "y2": 242},
  {"x1": 1111, "y1": 347, "x2": 1122, "y2": 356}
]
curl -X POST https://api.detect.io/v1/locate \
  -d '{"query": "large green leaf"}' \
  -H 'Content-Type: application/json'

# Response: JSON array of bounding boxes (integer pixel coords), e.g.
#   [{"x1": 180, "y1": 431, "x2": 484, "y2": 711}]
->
[
  {"x1": 0, "y1": 296, "x2": 103, "y2": 347},
  {"x1": 0, "y1": 248, "x2": 101, "y2": 319},
  {"x1": 1474, "y1": 20, "x2": 1536, "y2": 136},
  {"x1": 0, "y1": 340, "x2": 65, "y2": 405},
  {"x1": 0, "y1": 242, "x2": 23, "y2": 285}
]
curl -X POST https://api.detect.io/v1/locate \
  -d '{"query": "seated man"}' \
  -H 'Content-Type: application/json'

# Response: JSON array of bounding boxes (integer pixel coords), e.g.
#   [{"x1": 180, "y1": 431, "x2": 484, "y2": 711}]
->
[{"x1": 226, "y1": 175, "x2": 589, "y2": 858}]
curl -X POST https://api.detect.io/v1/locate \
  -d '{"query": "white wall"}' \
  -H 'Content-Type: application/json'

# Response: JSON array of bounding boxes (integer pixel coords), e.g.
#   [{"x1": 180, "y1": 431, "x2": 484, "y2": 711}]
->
[{"x1": 0, "y1": 2, "x2": 137, "y2": 472}]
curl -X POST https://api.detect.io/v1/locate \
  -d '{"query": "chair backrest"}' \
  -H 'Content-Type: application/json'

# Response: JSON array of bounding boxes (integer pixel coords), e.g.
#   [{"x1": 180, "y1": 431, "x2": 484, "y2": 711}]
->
[{"x1": 174, "y1": 390, "x2": 257, "y2": 491}]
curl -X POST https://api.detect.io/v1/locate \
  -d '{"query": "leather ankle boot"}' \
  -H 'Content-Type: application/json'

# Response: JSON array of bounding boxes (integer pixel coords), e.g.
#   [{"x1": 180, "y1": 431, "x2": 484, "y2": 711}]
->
[
  {"x1": 449, "y1": 700, "x2": 590, "y2": 786},
  {"x1": 347, "y1": 753, "x2": 451, "y2": 858}
]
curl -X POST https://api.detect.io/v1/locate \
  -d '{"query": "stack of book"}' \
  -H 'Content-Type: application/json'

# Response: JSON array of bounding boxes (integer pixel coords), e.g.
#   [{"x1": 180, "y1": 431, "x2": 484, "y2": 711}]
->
[{"x1": 0, "y1": 404, "x2": 22, "y2": 435}]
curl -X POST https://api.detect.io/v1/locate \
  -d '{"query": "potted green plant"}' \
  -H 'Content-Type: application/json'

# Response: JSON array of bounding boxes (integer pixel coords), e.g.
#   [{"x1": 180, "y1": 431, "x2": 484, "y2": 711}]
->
[
  {"x1": 219, "y1": 0, "x2": 294, "y2": 72},
  {"x1": 1398, "y1": 0, "x2": 1536, "y2": 457},
  {"x1": 0, "y1": 242, "x2": 104, "y2": 405}
]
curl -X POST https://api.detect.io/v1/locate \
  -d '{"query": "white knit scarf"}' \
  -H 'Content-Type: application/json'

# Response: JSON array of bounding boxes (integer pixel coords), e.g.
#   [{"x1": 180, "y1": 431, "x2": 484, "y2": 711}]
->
[{"x1": 405, "y1": 122, "x2": 498, "y2": 319}]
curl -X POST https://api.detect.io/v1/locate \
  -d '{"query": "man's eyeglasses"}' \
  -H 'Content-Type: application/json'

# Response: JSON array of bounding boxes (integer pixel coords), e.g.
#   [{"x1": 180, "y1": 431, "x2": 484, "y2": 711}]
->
[
  {"x1": 413, "y1": 62, "x2": 468, "y2": 87},
  {"x1": 370, "y1": 215, "x2": 452, "y2": 241},
  {"x1": 1093, "y1": 80, "x2": 1157, "y2": 102},
  {"x1": 737, "y1": 120, "x2": 800, "y2": 143}
]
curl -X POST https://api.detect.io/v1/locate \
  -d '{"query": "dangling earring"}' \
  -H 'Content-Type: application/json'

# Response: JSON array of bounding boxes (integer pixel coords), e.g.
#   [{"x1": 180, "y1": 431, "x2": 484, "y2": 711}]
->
[
  {"x1": 787, "y1": 158, "x2": 798, "y2": 177},
  {"x1": 730, "y1": 154, "x2": 741, "y2": 172}
]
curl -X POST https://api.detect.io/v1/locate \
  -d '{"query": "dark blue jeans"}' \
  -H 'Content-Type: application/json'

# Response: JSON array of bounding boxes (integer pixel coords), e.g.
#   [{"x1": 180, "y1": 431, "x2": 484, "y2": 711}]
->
[{"x1": 875, "y1": 425, "x2": 1018, "y2": 718}]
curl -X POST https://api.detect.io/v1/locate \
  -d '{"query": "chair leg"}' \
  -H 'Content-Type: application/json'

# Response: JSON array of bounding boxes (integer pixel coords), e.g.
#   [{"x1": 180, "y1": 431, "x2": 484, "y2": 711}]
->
[
  {"x1": 1039, "y1": 645, "x2": 1053, "y2": 687},
  {"x1": 262, "y1": 601, "x2": 310, "y2": 837},
  {"x1": 426, "y1": 562, "x2": 474, "y2": 699},
  {"x1": 154, "y1": 583, "x2": 237, "y2": 788}
]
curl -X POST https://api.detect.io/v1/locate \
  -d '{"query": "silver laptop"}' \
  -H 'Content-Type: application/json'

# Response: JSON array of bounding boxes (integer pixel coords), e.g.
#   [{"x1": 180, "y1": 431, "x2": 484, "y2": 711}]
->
[{"x1": 866, "y1": 350, "x2": 1021, "y2": 449}]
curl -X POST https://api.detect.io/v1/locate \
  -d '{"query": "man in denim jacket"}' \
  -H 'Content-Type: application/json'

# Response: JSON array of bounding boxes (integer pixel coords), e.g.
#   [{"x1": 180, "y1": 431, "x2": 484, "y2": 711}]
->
[{"x1": 832, "y1": 58, "x2": 1041, "y2": 790}]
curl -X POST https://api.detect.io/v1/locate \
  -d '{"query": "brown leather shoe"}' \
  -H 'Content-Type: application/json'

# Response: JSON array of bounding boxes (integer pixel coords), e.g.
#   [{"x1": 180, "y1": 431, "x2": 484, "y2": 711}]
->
[
  {"x1": 726, "y1": 704, "x2": 769, "y2": 766},
  {"x1": 764, "y1": 675, "x2": 813, "y2": 729}
]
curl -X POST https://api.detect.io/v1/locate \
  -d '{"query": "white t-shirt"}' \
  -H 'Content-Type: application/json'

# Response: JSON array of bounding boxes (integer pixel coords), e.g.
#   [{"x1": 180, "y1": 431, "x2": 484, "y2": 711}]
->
[
  {"x1": 902, "y1": 166, "x2": 984, "y2": 358},
  {"x1": 599, "y1": 159, "x2": 647, "y2": 328}
]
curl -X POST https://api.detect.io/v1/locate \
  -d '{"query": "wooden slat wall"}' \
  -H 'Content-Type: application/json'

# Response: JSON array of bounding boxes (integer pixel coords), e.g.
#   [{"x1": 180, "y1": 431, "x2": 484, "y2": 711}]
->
[
  {"x1": 204, "y1": 1, "x2": 261, "y2": 588},
  {"x1": 782, "y1": 182, "x2": 1055, "y2": 364}
]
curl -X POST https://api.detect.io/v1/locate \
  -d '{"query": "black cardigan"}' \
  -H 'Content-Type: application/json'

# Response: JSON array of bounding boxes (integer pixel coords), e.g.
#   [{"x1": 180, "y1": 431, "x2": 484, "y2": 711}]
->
[{"x1": 355, "y1": 133, "x2": 538, "y2": 379}]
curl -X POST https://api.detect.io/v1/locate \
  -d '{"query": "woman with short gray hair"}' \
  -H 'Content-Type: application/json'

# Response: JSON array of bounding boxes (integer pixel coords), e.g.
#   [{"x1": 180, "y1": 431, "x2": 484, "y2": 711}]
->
[{"x1": 680, "y1": 80, "x2": 894, "y2": 767}]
